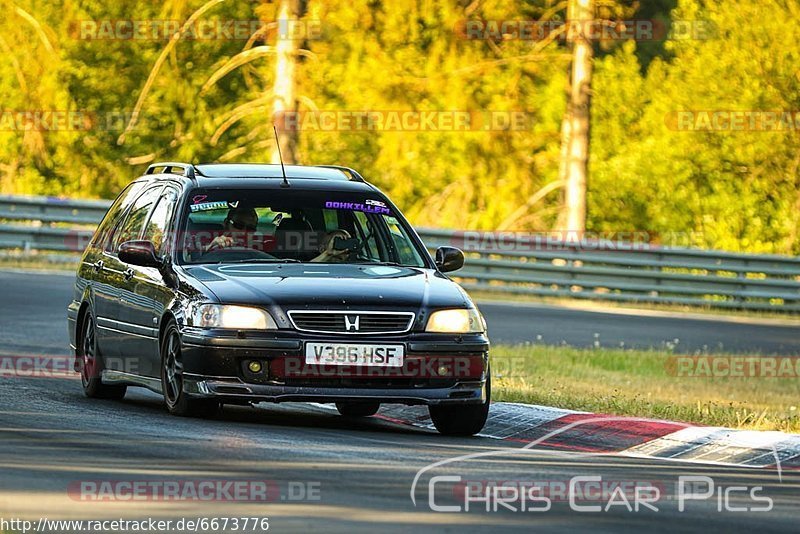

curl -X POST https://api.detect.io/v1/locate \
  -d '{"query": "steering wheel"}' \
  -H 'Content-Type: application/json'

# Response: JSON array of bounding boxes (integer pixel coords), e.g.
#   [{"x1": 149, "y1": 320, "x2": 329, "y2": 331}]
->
[
  {"x1": 201, "y1": 246, "x2": 274, "y2": 262},
  {"x1": 332, "y1": 236, "x2": 369, "y2": 263}
]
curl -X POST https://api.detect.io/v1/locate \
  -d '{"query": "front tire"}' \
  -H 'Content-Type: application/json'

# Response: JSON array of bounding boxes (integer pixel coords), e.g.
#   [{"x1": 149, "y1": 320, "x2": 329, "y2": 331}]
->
[
  {"x1": 336, "y1": 401, "x2": 380, "y2": 417},
  {"x1": 78, "y1": 310, "x2": 126, "y2": 400},
  {"x1": 429, "y1": 373, "x2": 491, "y2": 436},
  {"x1": 161, "y1": 320, "x2": 219, "y2": 418}
]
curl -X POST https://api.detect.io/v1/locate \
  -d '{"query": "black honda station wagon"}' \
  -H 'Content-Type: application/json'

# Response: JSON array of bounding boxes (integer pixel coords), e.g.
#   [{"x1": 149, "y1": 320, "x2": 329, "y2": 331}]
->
[{"x1": 67, "y1": 163, "x2": 490, "y2": 435}]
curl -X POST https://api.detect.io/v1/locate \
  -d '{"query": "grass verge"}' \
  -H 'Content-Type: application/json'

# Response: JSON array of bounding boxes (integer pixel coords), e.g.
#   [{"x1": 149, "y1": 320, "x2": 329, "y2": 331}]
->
[
  {"x1": 491, "y1": 344, "x2": 800, "y2": 433},
  {"x1": 0, "y1": 256, "x2": 77, "y2": 272},
  {"x1": 470, "y1": 289, "x2": 800, "y2": 323}
]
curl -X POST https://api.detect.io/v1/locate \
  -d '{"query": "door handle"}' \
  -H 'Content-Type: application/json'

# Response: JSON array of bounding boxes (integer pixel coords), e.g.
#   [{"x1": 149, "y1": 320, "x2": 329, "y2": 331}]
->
[
  {"x1": 123, "y1": 268, "x2": 135, "y2": 281},
  {"x1": 93, "y1": 260, "x2": 104, "y2": 273}
]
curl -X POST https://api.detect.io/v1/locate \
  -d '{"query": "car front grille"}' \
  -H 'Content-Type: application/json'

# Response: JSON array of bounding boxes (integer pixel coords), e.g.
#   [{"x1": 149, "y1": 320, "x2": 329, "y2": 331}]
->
[{"x1": 287, "y1": 311, "x2": 415, "y2": 334}]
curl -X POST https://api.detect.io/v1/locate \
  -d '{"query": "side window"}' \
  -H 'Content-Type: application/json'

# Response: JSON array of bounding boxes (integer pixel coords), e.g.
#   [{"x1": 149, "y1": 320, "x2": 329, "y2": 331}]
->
[
  {"x1": 108, "y1": 186, "x2": 163, "y2": 253},
  {"x1": 385, "y1": 215, "x2": 423, "y2": 265},
  {"x1": 91, "y1": 182, "x2": 145, "y2": 249},
  {"x1": 143, "y1": 188, "x2": 178, "y2": 256},
  {"x1": 352, "y1": 211, "x2": 380, "y2": 261}
]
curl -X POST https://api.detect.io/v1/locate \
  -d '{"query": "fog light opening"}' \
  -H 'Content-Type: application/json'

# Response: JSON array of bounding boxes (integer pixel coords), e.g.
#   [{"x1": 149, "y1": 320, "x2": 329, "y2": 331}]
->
[{"x1": 248, "y1": 360, "x2": 263, "y2": 373}]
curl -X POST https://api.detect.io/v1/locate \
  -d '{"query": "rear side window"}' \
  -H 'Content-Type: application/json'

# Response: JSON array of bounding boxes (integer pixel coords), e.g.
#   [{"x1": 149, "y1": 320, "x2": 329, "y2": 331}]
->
[
  {"x1": 91, "y1": 182, "x2": 145, "y2": 249},
  {"x1": 108, "y1": 186, "x2": 164, "y2": 253}
]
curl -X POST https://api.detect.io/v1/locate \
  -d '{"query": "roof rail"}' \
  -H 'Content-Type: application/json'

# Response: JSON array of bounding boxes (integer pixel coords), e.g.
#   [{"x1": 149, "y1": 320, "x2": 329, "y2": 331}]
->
[
  {"x1": 315, "y1": 165, "x2": 365, "y2": 182},
  {"x1": 145, "y1": 162, "x2": 198, "y2": 180}
]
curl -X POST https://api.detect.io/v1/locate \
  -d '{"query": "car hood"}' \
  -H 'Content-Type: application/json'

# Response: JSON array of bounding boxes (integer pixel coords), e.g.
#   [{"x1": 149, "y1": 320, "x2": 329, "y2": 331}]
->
[{"x1": 182, "y1": 263, "x2": 471, "y2": 313}]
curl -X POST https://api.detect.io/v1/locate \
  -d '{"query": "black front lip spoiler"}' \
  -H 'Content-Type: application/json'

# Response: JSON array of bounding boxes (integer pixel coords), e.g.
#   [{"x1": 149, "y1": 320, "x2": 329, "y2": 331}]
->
[{"x1": 182, "y1": 373, "x2": 487, "y2": 406}]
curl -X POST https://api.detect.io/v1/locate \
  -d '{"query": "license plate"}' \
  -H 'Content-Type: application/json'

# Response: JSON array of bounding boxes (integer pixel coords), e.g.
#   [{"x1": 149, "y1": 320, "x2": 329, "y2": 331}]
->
[{"x1": 305, "y1": 343, "x2": 404, "y2": 367}]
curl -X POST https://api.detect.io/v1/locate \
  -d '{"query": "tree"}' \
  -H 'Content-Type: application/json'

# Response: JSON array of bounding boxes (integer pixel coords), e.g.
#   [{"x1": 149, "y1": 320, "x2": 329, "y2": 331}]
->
[
  {"x1": 557, "y1": 0, "x2": 594, "y2": 237},
  {"x1": 270, "y1": 0, "x2": 301, "y2": 164}
]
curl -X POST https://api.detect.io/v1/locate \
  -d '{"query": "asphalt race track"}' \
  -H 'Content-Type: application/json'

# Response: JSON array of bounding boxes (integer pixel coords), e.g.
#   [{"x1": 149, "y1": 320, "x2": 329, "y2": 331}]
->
[
  {"x1": 478, "y1": 301, "x2": 800, "y2": 355},
  {"x1": 2, "y1": 270, "x2": 800, "y2": 356},
  {"x1": 0, "y1": 269, "x2": 799, "y2": 532}
]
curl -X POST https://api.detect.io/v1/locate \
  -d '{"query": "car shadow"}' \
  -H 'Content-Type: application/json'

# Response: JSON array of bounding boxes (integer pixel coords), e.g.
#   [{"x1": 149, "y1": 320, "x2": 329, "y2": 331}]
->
[{"x1": 112, "y1": 387, "x2": 437, "y2": 439}]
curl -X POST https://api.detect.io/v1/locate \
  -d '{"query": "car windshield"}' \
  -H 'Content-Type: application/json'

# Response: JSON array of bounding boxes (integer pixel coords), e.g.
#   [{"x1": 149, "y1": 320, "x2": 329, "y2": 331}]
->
[{"x1": 179, "y1": 188, "x2": 428, "y2": 267}]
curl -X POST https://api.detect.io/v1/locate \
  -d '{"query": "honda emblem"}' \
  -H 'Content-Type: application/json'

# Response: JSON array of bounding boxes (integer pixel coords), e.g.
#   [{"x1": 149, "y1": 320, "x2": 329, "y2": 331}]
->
[{"x1": 344, "y1": 315, "x2": 360, "y2": 332}]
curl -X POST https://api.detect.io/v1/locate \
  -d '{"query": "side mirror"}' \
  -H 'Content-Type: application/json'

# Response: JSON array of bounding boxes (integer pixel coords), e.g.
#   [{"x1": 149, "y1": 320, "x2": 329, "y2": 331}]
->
[
  {"x1": 435, "y1": 246, "x2": 464, "y2": 273},
  {"x1": 118, "y1": 240, "x2": 162, "y2": 268}
]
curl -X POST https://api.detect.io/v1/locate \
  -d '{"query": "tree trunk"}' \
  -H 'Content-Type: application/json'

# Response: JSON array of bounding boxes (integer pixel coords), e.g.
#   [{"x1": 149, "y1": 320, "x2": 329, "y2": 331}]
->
[
  {"x1": 557, "y1": 0, "x2": 593, "y2": 238},
  {"x1": 271, "y1": 0, "x2": 300, "y2": 164}
]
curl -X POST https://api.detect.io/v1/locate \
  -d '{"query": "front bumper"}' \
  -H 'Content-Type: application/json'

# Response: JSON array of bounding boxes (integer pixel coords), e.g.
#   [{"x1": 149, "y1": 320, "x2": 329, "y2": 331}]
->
[{"x1": 179, "y1": 327, "x2": 489, "y2": 406}]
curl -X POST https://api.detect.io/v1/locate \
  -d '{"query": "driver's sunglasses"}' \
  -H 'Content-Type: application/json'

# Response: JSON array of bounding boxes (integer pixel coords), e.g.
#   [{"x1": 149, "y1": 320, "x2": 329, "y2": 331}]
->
[{"x1": 227, "y1": 219, "x2": 257, "y2": 232}]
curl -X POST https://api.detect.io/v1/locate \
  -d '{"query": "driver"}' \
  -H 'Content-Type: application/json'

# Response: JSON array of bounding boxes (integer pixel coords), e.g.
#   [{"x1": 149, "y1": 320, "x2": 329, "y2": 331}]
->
[
  {"x1": 311, "y1": 229, "x2": 352, "y2": 263},
  {"x1": 206, "y1": 205, "x2": 258, "y2": 252}
]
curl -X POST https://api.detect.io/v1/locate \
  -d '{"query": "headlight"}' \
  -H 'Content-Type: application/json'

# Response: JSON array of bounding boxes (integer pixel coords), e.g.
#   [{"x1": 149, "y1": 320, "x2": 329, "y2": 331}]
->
[
  {"x1": 426, "y1": 308, "x2": 484, "y2": 333},
  {"x1": 191, "y1": 304, "x2": 277, "y2": 330}
]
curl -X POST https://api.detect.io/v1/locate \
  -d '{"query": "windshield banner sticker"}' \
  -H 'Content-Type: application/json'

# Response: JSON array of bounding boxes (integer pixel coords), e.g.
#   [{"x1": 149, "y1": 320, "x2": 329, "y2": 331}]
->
[
  {"x1": 190, "y1": 201, "x2": 229, "y2": 212},
  {"x1": 326, "y1": 200, "x2": 391, "y2": 215}
]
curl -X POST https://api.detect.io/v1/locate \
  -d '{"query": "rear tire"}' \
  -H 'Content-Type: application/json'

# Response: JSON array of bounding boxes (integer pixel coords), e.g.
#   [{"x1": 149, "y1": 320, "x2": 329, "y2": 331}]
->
[
  {"x1": 161, "y1": 320, "x2": 219, "y2": 418},
  {"x1": 429, "y1": 373, "x2": 491, "y2": 436},
  {"x1": 336, "y1": 401, "x2": 380, "y2": 417},
  {"x1": 79, "y1": 310, "x2": 127, "y2": 400}
]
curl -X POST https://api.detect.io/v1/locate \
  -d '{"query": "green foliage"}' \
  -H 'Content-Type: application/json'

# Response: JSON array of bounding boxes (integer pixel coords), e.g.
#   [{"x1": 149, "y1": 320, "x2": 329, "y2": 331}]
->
[
  {"x1": 1, "y1": 0, "x2": 799, "y2": 253},
  {"x1": 591, "y1": 0, "x2": 800, "y2": 253}
]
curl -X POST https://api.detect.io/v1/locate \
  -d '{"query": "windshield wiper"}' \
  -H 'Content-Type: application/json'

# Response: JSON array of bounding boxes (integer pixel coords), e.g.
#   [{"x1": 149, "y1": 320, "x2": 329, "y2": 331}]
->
[
  {"x1": 356, "y1": 261, "x2": 404, "y2": 267},
  {"x1": 225, "y1": 258, "x2": 301, "y2": 264}
]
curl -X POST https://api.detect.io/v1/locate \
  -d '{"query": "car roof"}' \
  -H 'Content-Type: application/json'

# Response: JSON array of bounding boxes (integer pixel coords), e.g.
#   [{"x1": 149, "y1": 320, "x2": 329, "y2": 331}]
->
[
  {"x1": 139, "y1": 163, "x2": 378, "y2": 192},
  {"x1": 196, "y1": 164, "x2": 351, "y2": 180}
]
